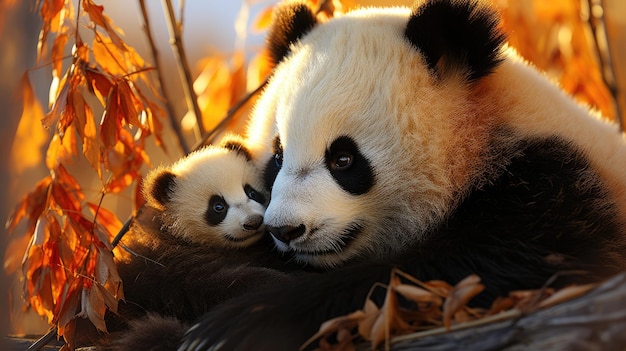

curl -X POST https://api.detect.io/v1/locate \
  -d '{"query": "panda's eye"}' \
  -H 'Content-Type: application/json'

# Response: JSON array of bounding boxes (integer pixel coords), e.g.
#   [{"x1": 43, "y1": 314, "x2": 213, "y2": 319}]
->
[
  {"x1": 206, "y1": 195, "x2": 229, "y2": 226},
  {"x1": 244, "y1": 184, "x2": 266, "y2": 204},
  {"x1": 213, "y1": 202, "x2": 225, "y2": 213},
  {"x1": 331, "y1": 152, "x2": 353, "y2": 171},
  {"x1": 274, "y1": 152, "x2": 283, "y2": 168},
  {"x1": 325, "y1": 136, "x2": 374, "y2": 196}
]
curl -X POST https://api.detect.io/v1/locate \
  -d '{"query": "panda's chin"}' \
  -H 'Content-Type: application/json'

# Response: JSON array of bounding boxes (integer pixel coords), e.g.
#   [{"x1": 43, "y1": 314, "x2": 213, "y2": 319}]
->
[
  {"x1": 272, "y1": 223, "x2": 362, "y2": 268},
  {"x1": 223, "y1": 231, "x2": 263, "y2": 247}
]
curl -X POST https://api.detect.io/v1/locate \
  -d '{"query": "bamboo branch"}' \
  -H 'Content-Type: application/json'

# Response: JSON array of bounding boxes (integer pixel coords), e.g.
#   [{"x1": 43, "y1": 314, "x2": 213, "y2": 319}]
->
[
  {"x1": 138, "y1": 0, "x2": 190, "y2": 154},
  {"x1": 162, "y1": 0, "x2": 205, "y2": 141},
  {"x1": 586, "y1": 0, "x2": 623, "y2": 131}
]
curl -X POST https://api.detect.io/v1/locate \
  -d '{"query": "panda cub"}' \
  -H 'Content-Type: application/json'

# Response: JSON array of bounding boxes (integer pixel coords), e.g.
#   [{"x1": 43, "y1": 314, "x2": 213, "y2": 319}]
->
[
  {"x1": 179, "y1": 0, "x2": 626, "y2": 350},
  {"x1": 92, "y1": 138, "x2": 296, "y2": 348}
]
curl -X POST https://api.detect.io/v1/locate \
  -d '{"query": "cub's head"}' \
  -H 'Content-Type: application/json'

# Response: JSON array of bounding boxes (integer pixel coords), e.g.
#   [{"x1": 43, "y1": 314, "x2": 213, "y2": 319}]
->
[
  {"x1": 143, "y1": 137, "x2": 268, "y2": 248},
  {"x1": 256, "y1": 0, "x2": 506, "y2": 268}
]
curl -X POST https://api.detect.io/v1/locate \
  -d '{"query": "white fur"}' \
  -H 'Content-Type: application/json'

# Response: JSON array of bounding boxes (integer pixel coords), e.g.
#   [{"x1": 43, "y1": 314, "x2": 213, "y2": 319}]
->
[
  {"x1": 246, "y1": 6, "x2": 626, "y2": 268},
  {"x1": 155, "y1": 146, "x2": 268, "y2": 248}
]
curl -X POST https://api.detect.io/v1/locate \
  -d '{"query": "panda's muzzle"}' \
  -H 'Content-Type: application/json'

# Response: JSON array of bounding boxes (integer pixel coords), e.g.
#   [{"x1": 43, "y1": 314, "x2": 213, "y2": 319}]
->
[{"x1": 267, "y1": 224, "x2": 306, "y2": 244}]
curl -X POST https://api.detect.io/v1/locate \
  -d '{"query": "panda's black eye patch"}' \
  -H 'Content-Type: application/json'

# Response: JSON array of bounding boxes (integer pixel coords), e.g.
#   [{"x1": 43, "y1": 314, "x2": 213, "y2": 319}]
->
[
  {"x1": 205, "y1": 195, "x2": 228, "y2": 226},
  {"x1": 325, "y1": 136, "x2": 374, "y2": 195},
  {"x1": 244, "y1": 184, "x2": 266, "y2": 205},
  {"x1": 263, "y1": 136, "x2": 283, "y2": 191}
]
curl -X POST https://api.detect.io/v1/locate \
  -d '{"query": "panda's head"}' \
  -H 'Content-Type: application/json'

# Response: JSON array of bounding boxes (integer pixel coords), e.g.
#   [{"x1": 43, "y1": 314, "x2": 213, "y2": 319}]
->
[
  {"x1": 256, "y1": 0, "x2": 506, "y2": 268},
  {"x1": 143, "y1": 138, "x2": 269, "y2": 248}
]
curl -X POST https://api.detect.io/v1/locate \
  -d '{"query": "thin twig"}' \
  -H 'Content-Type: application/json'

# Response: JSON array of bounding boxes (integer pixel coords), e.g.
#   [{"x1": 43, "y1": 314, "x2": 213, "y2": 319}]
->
[
  {"x1": 586, "y1": 0, "x2": 622, "y2": 131},
  {"x1": 138, "y1": 0, "x2": 190, "y2": 154},
  {"x1": 194, "y1": 77, "x2": 268, "y2": 149},
  {"x1": 26, "y1": 327, "x2": 58, "y2": 351},
  {"x1": 162, "y1": 0, "x2": 206, "y2": 140}
]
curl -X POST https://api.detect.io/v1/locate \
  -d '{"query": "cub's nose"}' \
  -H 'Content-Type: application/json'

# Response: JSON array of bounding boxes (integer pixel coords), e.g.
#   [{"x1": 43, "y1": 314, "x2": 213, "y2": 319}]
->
[
  {"x1": 267, "y1": 224, "x2": 306, "y2": 243},
  {"x1": 243, "y1": 215, "x2": 264, "y2": 231}
]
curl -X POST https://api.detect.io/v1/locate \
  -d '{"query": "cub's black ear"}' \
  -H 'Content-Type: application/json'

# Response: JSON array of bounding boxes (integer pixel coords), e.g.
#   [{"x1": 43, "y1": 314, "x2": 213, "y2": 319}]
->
[
  {"x1": 267, "y1": 1, "x2": 318, "y2": 65},
  {"x1": 404, "y1": 0, "x2": 506, "y2": 82},
  {"x1": 221, "y1": 137, "x2": 252, "y2": 161},
  {"x1": 143, "y1": 169, "x2": 177, "y2": 209}
]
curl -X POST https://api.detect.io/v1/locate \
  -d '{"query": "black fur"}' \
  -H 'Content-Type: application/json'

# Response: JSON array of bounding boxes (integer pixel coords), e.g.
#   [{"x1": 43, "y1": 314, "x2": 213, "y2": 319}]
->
[
  {"x1": 404, "y1": 0, "x2": 507, "y2": 81},
  {"x1": 263, "y1": 136, "x2": 283, "y2": 191},
  {"x1": 148, "y1": 171, "x2": 176, "y2": 207},
  {"x1": 266, "y1": 1, "x2": 318, "y2": 65},
  {"x1": 244, "y1": 184, "x2": 267, "y2": 205},
  {"x1": 205, "y1": 195, "x2": 228, "y2": 226},
  {"x1": 179, "y1": 137, "x2": 626, "y2": 350},
  {"x1": 74, "y1": 206, "x2": 302, "y2": 349},
  {"x1": 222, "y1": 140, "x2": 252, "y2": 161},
  {"x1": 325, "y1": 136, "x2": 375, "y2": 195},
  {"x1": 107, "y1": 313, "x2": 189, "y2": 351}
]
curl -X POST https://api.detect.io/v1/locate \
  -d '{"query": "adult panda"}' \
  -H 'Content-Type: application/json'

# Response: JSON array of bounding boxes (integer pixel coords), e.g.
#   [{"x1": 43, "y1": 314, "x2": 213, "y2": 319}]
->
[{"x1": 180, "y1": 0, "x2": 626, "y2": 349}]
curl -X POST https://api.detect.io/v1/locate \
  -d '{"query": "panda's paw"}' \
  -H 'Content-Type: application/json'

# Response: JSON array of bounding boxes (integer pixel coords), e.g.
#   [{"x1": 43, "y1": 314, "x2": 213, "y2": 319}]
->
[
  {"x1": 177, "y1": 264, "x2": 394, "y2": 351},
  {"x1": 178, "y1": 289, "x2": 319, "y2": 351},
  {"x1": 106, "y1": 313, "x2": 189, "y2": 351}
]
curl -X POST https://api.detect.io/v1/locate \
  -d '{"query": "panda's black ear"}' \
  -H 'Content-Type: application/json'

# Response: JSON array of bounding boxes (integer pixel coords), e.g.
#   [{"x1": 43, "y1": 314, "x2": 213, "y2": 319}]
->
[
  {"x1": 222, "y1": 139, "x2": 252, "y2": 162},
  {"x1": 404, "y1": 0, "x2": 506, "y2": 82},
  {"x1": 144, "y1": 169, "x2": 177, "y2": 208},
  {"x1": 266, "y1": 1, "x2": 318, "y2": 65}
]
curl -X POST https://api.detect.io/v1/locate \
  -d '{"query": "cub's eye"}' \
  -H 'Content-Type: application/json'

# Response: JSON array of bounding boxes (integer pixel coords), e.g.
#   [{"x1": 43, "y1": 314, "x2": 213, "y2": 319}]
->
[
  {"x1": 274, "y1": 152, "x2": 283, "y2": 168},
  {"x1": 206, "y1": 195, "x2": 229, "y2": 226},
  {"x1": 209, "y1": 195, "x2": 227, "y2": 213},
  {"x1": 331, "y1": 152, "x2": 353, "y2": 171},
  {"x1": 213, "y1": 202, "x2": 225, "y2": 213},
  {"x1": 244, "y1": 184, "x2": 266, "y2": 204}
]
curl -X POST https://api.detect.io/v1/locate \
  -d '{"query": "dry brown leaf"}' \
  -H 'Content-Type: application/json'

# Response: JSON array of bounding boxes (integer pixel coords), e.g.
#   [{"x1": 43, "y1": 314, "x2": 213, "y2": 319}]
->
[
  {"x1": 301, "y1": 310, "x2": 367, "y2": 351},
  {"x1": 357, "y1": 299, "x2": 379, "y2": 340},
  {"x1": 394, "y1": 284, "x2": 443, "y2": 307},
  {"x1": 537, "y1": 283, "x2": 597, "y2": 309},
  {"x1": 442, "y1": 275, "x2": 484, "y2": 330},
  {"x1": 81, "y1": 285, "x2": 107, "y2": 332}
]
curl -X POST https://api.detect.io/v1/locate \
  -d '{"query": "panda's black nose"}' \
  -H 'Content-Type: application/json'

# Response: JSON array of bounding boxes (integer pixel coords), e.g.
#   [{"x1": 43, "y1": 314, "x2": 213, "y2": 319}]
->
[
  {"x1": 243, "y1": 215, "x2": 264, "y2": 231},
  {"x1": 267, "y1": 224, "x2": 305, "y2": 244}
]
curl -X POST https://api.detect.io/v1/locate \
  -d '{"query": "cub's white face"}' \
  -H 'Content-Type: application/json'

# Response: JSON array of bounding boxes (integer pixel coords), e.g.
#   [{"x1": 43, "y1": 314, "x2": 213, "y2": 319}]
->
[{"x1": 147, "y1": 146, "x2": 269, "y2": 248}]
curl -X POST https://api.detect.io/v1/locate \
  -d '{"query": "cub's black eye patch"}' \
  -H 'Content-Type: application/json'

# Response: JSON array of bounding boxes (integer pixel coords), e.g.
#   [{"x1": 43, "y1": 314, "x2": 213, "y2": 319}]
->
[
  {"x1": 244, "y1": 184, "x2": 266, "y2": 205},
  {"x1": 205, "y1": 195, "x2": 228, "y2": 226},
  {"x1": 263, "y1": 136, "x2": 283, "y2": 191},
  {"x1": 325, "y1": 136, "x2": 374, "y2": 195}
]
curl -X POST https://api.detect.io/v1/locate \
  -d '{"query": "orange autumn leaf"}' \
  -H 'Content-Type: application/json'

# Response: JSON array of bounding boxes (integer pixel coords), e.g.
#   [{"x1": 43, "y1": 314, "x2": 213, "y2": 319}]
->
[
  {"x1": 82, "y1": 0, "x2": 124, "y2": 49},
  {"x1": 38, "y1": 0, "x2": 66, "y2": 59},
  {"x1": 51, "y1": 33, "x2": 69, "y2": 79},
  {"x1": 41, "y1": 74, "x2": 70, "y2": 129},
  {"x1": 253, "y1": 6, "x2": 274, "y2": 32},
  {"x1": 6, "y1": 176, "x2": 52, "y2": 235},
  {"x1": 84, "y1": 67, "x2": 113, "y2": 104},
  {"x1": 46, "y1": 125, "x2": 78, "y2": 169},
  {"x1": 10, "y1": 73, "x2": 49, "y2": 175},
  {"x1": 100, "y1": 84, "x2": 122, "y2": 150}
]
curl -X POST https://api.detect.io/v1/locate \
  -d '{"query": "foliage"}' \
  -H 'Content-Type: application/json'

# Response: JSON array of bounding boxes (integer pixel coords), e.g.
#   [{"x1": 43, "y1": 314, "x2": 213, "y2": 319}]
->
[
  {"x1": 306, "y1": 270, "x2": 597, "y2": 351},
  {"x1": 6, "y1": 0, "x2": 165, "y2": 347}
]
